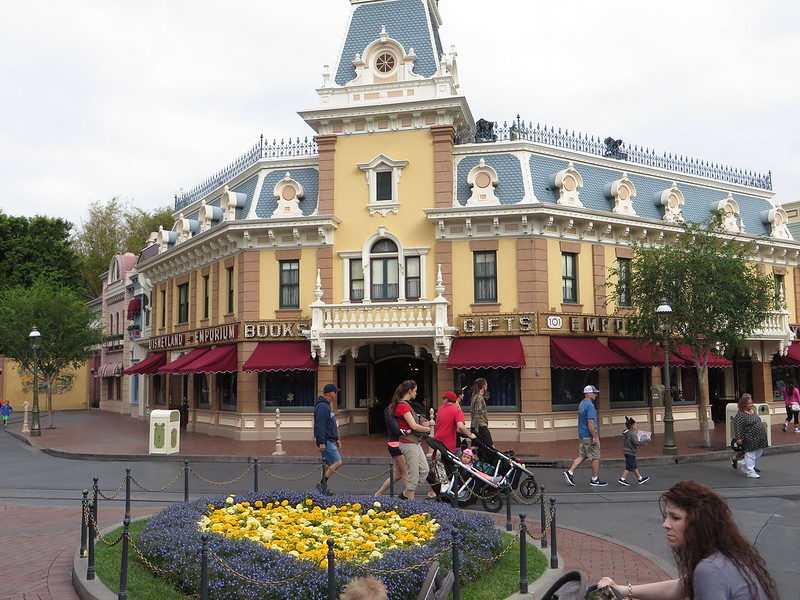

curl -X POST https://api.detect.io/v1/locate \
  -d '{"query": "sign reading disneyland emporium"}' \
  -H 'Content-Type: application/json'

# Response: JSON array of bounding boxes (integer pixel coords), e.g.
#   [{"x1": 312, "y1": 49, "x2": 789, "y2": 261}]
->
[{"x1": 148, "y1": 324, "x2": 240, "y2": 350}]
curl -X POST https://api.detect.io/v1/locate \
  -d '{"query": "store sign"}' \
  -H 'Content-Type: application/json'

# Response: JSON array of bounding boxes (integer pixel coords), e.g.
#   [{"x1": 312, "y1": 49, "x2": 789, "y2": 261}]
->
[
  {"x1": 543, "y1": 313, "x2": 629, "y2": 335},
  {"x1": 459, "y1": 313, "x2": 535, "y2": 336},
  {"x1": 244, "y1": 320, "x2": 310, "y2": 340},
  {"x1": 149, "y1": 333, "x2": 185, "y2": 350},
  {"x1": 195, "y1": 323, "x2": 239, "y2": 345}
]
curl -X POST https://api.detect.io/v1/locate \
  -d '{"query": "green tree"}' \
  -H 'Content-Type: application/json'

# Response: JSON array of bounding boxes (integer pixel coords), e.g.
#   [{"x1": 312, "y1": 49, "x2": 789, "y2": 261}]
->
[
  {"x1": 0, "y1": 213, "x2": 81, "y2": 292},
  {"x1": 0, "y1": 280, "x2": 104, "y2": 428},
  {"x1": 607, "y1": 215, "x2": 775, "y2": 448},
  {"x1": 72, "y1": 199, "x2": 173, "y2": 298}
]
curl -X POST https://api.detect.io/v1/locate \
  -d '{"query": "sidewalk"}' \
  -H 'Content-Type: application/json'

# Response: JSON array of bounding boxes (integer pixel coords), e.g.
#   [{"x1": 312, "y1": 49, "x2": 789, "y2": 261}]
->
[{"x1": 5, "y1": 410, "x2": 800, "y2": 600}]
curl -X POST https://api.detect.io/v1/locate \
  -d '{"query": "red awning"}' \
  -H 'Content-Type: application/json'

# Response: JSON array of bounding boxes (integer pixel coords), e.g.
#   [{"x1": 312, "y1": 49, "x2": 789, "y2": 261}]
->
[
  {"x1": 127, "y1": 297, "x2": 142, "y2": 319},
  {"x1": 174, "y1": 344, "x2": 238, "y2": 374},
  {"x1": 122, "y1": 353, "x2": 166, "y2": 375},
  {"x1": 97, "y1": 362, "x2": 123, "y2": 377},
  {"x1": 550, "y1": 337, "x2": 631, "y2": 369},
  {"x1": 446, "y1": 337, "x2": 526, "y2": 369},
  {"x1": 608, "y1": 338, "x2": 692, "y2": 367},
  {"x1": 158, "y1": 347, "x2": 211, "y2": 374},
  {"x1": 674, "y1": 344, "x2": 732, "y2": 368},
  {"x1": 242, "y1": 342, "x2": 318, "y2": 372},
  {"x1": 773, "y1": 342, "x2": 800, "y2": 366}
]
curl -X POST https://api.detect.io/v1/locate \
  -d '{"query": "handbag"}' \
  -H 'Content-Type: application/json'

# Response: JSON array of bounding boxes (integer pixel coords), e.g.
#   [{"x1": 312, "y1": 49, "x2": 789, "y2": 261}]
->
[{"x1": 791, "y1": 401, "x2": 800, "y2": 412}]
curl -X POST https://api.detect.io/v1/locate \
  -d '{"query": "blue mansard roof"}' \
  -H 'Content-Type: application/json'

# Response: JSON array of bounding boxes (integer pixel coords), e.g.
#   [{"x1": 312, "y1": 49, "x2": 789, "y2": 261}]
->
[
  {"x1": 335, "y1": 0, "x2": 442, "y2": 86},
  {"x1": 456, "y1": 152, "x2": 774, "y2": 237}
]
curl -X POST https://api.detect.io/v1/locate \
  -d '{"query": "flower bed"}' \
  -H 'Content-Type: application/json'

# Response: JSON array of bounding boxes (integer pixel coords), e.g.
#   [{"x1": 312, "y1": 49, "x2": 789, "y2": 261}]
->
[{"x1": 137, "y1": 489, "x2": 503, "y2": 600}]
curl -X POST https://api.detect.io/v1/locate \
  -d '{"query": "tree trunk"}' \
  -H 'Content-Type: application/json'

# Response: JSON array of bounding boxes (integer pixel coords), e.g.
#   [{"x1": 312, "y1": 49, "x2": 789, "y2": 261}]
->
[{"x1": 696, "y1": 365, "x2": 712, "y2": 448}]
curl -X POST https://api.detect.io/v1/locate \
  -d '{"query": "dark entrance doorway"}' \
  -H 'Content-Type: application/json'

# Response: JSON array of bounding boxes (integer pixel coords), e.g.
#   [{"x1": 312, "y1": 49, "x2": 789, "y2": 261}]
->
[{"x1": 369, "y1": 349, "x2": 430, "y2": 434}]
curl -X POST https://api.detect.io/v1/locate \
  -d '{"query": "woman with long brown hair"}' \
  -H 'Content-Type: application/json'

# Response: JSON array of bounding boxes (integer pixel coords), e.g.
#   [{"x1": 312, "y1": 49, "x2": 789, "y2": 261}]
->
[
  {"x1": 388, "y1": 380, "x2": 430, "y2": 500},
  {"x1": 596, "y1": 480, "x2": 778, "y2": 599}
]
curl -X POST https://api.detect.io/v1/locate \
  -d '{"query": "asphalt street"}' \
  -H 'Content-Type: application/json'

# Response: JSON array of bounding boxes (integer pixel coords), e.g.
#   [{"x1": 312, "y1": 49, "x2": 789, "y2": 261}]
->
[{"x1": 2, "y1": 430, "x2": 798, "y2": 599}]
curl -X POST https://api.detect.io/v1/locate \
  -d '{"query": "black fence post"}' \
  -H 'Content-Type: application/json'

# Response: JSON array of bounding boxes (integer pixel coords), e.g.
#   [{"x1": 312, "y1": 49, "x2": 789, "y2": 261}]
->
[
  {"x1": 326, "y1": 538, "x2": 336, "y2": 600},
  {"x1": 184, "y1": 460, "x2": 190, "y2": 502},
  {"x1": 118, "y1": 517, "x2": 130, "y2": 600},
  {"x1": 200, "y1": 534, "x2": 209, "y2": 600},
  {"x1": 451, "y1": 527, "x2": 461, "y2": 600},
  {"x1": 320, "y1": 457, "x2": 328, "y2": 495},
  {"x1": 80, "y1": 489, "x2": 88, "y2": 558},
  {"x1": 92, "y1": 477, "x2": 99, "y2": 536},
  {"x1": 518, "y1": 513, "x2": 528, "y2": 594},
  {"x1": 125, "y1": 468, "x2": 131, "y2": 519},
  {"x1": 388, "y1": 460, "x2": 395, "y2": 497},
  {"x1": 253, "y1": 458, "x2": 259, "y2": 493},
  {"x1": 87, "y1": 501, "x2": 95, "y2": 580},
  {"x1": 540, "y1": 485, "x2": 548, "y2": 549},
  {"x1": 504, "y1": 486, "x2": 512, "y2": 531},
  {"x1": 549, "y1": 497, "x2": 558, "y2": 569}
]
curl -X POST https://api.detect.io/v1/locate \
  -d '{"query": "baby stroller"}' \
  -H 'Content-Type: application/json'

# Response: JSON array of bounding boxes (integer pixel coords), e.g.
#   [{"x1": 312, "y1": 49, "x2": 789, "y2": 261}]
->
[
  {"x1": 469, "y1": 436, "x2": 540, "y2": 501},
  {"x1": 425, "y1": 436, "x2": 510, "y2": 512},
  {"x1": 540, "y1": 571, "x2": 623, "y2": 600}
]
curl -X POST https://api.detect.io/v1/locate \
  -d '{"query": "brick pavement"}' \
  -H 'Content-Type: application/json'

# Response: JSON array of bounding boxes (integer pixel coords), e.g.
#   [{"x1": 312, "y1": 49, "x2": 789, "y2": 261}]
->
[{"x1": 5, "y1": 410, "x2": 799, "y2": 599}]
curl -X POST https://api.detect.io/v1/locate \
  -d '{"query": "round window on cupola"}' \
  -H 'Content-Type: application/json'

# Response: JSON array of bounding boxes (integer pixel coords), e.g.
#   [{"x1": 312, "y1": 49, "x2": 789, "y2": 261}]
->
[{"x1": 375, "y1": 51, "x2": 396, "y2": 74}]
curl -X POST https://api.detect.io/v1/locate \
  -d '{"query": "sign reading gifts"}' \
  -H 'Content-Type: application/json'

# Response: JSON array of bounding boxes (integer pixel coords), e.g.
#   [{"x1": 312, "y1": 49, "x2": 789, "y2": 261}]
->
[
  {"x1": 542, "y1": 313, "x2": 629, "y2": 335},
  {"x1": 459, "y1": 313, "x2": 535, "y2": 336}
]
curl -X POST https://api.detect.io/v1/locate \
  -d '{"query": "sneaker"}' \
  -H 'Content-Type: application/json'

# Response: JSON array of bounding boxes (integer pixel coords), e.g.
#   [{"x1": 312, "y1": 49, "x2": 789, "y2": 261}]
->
[
  {"x1": 795, "y1": 428, "x2": 800, "y2": 433},
  {"x1": 638, "y1": 476, "x2": 650, "y2": 485},
  {"x1": 783, "y1": 422, "x2": 788, "y2": 432},
  {"x1": 746, "y1": 471, "x2": 761, "y2": 479},
  {"x1": 398, "y1": 492, "x2": 408, "y2": 500},
  {"x1": 563, "y1": 471, "x2": 575, "y2": 486},
  {"x1": 754, "y1": 468, "x2": 761, "y2": 473},
  {"x1": 617, "y1": 478, "x2": 630, "y2": 486},
  {"x1": 589, "y1": 479, "x2": 608, "y2": 487},
  {"x1": 730, "y1": 456, "x2": 738, "y2": 470}
]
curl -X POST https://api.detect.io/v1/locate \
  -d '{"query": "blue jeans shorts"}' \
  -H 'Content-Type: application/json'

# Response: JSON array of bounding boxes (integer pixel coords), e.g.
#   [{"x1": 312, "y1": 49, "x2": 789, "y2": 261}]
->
[{"x1": 322, "y1": 440, "x2": 341, "y2": 464}]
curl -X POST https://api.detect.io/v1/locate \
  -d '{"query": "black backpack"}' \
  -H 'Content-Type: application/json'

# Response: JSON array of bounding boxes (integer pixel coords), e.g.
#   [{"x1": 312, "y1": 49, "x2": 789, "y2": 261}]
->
[{"x1": 384, "y1": 405, "x2": 403, "y2": 438}]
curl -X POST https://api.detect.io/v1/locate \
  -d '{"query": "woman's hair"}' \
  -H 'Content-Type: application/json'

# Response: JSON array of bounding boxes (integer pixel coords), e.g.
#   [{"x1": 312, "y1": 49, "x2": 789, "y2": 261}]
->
[
  {"x1": 471, "y1": 378, "x2": 487, "y2": 398},
  {"x1": 625, "y1": 416, "x2": 635, "y2": 428},
  {"x1": 737, "y1": 393, "x2": 753, "y2": 411},
  {"x1": 339, "y1": 576, "x2": 388, "y2": 600},
  {"x1": 660, "y1": 480, "x2": 778, "y2": 600},
  {"x1": 786, "y1": 381, "x2": 795, "y2": 395},
  {"x1": 389, "y1": 380, "x2": 417, "y2": 413}
]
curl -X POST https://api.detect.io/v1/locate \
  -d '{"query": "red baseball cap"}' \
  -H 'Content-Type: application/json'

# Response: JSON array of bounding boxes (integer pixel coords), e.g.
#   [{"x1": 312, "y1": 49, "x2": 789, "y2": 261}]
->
[{"x1": 441, "y1": 391, "x2": 457, "y2": 402}]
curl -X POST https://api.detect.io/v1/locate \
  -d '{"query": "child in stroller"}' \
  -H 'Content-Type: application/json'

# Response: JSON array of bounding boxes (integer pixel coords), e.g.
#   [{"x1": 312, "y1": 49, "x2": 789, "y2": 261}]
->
[
  {"x1": 468, "y1": 436, "x2": 540, "y2": 501},
  {"x1": 425, "y1": 435, "x2": 509, "y2": 512}
]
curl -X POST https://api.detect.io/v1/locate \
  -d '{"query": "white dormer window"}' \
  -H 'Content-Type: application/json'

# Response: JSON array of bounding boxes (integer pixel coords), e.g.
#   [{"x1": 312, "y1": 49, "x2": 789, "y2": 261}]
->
[
  {"x1": 271, "y1": 172, "x2": 305, "y2": 218},
  {"x1": 712, "y1": 193, "x2": 742, "y2": 233},
  {"x1": 551, "y1": 162, "x2": 584, "y2": 207},
  {"x1": 764, "y1": 207, "x2": 792, "y2": 240},
  {"x1": 466, "y1": 158, "x2": 500, "y2": 206},
  {"x1": 357, "y1": 154, "x2": 408, "y2": 216},
  {"x1": 606, "y1": 173, "x2": 637, "y2": 216},
  {"x1": 656, "y1": 183, "x2": 685, "y2": 222}
]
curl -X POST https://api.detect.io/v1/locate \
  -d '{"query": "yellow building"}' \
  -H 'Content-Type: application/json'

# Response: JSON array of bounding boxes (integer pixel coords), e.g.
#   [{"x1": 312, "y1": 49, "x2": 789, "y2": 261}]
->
[{"x1": 116, "y1": 0, "x2": 799, "y2": 442}]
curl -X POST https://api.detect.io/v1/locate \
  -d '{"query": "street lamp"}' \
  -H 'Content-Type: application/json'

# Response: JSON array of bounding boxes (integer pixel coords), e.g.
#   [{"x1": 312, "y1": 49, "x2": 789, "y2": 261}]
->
[
  {"x1": 655, "y1": 299, "x2": 677, "y2": 455},
  {"x1": 29, "y1": 326, "x2": 41, "y2": 437}
]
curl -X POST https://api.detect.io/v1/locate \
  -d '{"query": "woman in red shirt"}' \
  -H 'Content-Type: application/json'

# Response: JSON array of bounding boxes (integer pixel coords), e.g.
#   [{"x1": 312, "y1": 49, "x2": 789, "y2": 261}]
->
[{"x1": 389, "y1": 380, "x2": 431, "y2": 500}]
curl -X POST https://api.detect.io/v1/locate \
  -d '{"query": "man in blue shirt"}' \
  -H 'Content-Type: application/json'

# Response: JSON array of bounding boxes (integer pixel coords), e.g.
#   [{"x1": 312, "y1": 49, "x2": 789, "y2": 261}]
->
[
  {"x1": 314, "y1": 383, "x2": 342, "y2": 494},
  {"x1": 563, "y1": 385, "x2": 607, "y2": 486}
]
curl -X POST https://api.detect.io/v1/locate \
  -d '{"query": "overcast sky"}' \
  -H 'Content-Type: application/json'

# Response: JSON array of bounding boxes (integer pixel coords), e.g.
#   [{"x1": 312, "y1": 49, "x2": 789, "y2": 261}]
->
[{"x1": 1, "y1": 0, "x2": 798, "y2": 231}]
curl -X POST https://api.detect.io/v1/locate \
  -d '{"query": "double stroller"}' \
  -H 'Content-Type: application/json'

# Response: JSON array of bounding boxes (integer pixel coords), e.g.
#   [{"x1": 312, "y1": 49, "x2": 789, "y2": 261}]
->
[{"x1": 468, "y1": 436, "x2": 540, "y2": 502}]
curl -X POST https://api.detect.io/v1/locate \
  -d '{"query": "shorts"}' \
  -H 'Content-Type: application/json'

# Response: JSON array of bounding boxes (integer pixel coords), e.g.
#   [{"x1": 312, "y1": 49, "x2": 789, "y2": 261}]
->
[
  {"x1": 577, "y1": 437, "x2": 601, "y2": 461},
  {"x1": 322, "y1": 440, "x2": 341, "y2": 465},
  {"x1": 624, "y1": 454, "x2": 637, "y2": 472},
  {"x1": 387, "y1": 442, "x2": 403, "y2": 458}
]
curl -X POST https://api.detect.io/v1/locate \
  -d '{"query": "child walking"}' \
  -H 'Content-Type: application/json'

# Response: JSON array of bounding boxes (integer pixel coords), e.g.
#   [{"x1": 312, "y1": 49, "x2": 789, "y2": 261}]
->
[
  {"x1": 0, "y1": 400, "x2": 13, "y2": 427},
  {"x1": 618, "y1": 416, "x2": 650, "y2": 486}
]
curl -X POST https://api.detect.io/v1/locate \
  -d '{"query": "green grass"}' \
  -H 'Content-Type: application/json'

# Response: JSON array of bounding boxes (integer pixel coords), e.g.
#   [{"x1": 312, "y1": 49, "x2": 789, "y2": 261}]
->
[
  {"x1": 95, "y1": 521, "x2": 547, "y2": 600},
  {"x1": 458, "y1": 531, "x2": 548, "y2": 600}
]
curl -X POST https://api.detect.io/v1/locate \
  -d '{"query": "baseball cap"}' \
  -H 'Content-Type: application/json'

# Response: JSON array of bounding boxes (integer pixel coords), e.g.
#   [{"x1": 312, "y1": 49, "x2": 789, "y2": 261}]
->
[
  {"x1": 462, "y1": 448, "x2": 474, "y2": 457},
  {"x1": 323, "y1": 383, "x2": 340, "y2": 394},
  {"x1": 442, "y1": 391, "x2": 457, "y2": 402},
  {"x1": 583, "y1": 385, "x2": 600, "y2": 394}
]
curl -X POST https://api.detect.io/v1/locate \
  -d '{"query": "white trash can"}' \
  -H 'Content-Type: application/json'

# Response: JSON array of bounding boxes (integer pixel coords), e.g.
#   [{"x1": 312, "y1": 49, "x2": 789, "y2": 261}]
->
[{"x1": 149, "y1": 409, "x2": 181, "y2": 454}]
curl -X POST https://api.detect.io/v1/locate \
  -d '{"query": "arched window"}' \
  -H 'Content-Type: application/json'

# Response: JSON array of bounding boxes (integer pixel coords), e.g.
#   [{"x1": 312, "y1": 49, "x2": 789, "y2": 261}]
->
[{"x1": 370, "y1": 239, "x2": 399, "y2": 301}]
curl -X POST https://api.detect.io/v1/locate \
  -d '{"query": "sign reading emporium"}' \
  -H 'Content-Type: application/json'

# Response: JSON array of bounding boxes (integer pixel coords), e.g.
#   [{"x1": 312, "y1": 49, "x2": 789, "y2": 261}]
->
[{"x1": 148, "y1": 323, "x2": 240, "y2": 350}]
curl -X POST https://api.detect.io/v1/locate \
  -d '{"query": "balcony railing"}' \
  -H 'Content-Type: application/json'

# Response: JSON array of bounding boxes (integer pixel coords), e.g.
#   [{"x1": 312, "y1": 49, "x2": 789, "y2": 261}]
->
[{"x1": 748, "y1": 310, "x2": 791, "y2": 341}]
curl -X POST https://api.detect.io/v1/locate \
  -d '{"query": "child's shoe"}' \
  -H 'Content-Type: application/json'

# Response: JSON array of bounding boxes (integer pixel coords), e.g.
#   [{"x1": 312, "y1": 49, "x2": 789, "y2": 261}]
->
[
  {"x1": 637, "y1": 476, "x2": 650, "y2": 484},
  {"x1": 617, "y1": 478, "x2": 630, "y2": 486},
  {"x1": 783, "y1": 422, "x2": 788, "y2": 432}
]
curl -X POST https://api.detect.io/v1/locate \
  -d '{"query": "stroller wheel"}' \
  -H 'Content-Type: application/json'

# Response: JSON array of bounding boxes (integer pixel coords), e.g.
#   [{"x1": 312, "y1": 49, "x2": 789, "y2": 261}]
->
[
  {"x1": 519, "y1": 476, "x2": 539, "y2": 500},
  {"x1": 481, "y1": 490, "x2": 503, "y2": 513}
]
